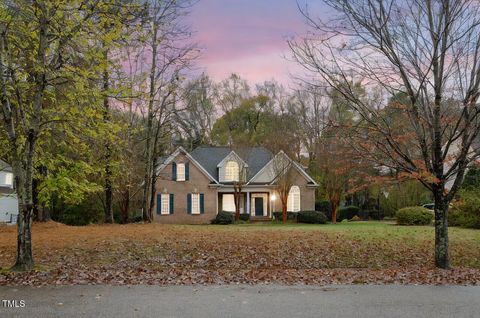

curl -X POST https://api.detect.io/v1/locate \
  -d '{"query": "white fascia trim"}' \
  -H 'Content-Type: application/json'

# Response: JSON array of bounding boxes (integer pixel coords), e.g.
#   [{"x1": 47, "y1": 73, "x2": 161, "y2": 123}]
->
[
  {"x1": 246, "y1": 154, "x2": 276, "y2": 185},
  {"x1": 216, "y1": 150, "x2": 249, "y2": 168},
  {"x1": 248, "y1": 150, "x2": 318, "y2": 186},
  {"x1": 156, "y1": 146, "x2": 219, "y2": 184}
]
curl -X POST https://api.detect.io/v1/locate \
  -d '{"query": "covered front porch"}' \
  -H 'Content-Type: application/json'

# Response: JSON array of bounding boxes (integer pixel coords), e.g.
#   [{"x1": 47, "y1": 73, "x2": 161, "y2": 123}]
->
[{"x1": 217, "y1": 189, "x2": 278, "y2": 218}]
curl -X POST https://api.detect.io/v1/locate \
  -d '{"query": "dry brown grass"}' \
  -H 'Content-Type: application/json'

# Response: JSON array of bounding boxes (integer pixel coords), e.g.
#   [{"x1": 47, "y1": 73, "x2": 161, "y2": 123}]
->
[{"x1": 0, "y1": 221, "x2": 479, "y2": 285}]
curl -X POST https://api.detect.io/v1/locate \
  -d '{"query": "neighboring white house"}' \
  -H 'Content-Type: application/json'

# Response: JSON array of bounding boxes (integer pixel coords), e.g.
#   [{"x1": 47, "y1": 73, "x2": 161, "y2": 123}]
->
[{"x1": 0, "y1": 160, "x2": 18, "y2": 224}]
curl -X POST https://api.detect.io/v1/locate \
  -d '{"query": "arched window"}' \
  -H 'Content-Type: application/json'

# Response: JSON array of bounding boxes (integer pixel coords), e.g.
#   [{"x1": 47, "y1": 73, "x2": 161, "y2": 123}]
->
[
  {"x1": 225, "y1": 161, "x2": 239, "y2": 182},
  {"x1": 287, "y1": 186, "x2": 301, "y2": 212}
]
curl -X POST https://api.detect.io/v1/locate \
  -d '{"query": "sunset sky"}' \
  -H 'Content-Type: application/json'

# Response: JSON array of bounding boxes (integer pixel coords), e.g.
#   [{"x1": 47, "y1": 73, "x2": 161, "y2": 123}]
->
[{"x1": 187, "y1": 0, "x2": 326, "y2": 86}]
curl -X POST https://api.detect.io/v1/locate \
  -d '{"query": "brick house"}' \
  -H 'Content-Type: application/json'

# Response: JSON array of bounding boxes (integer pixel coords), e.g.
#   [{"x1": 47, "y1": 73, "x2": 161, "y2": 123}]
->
[{"x1": 154, "y1": 146, "x2": 317, "y2": 224}]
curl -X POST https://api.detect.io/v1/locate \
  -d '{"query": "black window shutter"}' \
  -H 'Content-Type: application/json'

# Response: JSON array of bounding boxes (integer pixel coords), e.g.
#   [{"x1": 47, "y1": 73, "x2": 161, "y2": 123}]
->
[
  {"x1": 200, "y1": 193, "x2": 205, "y2": 214},
  {"x1": 169, "y1": 193, "x2": 174, "y2": 214},
  {"x1": 187, "y1": 193, "x2": 192, "y2": 214},
  {"x1": 172, "y1": 162, "x2": 177, "y2": 181},
  {"x1": 185, "y1": 162, "x2": 190, "y2": 180},
  {"x1": 156, "y1": 194, "x2": 161, "y2": 214}
]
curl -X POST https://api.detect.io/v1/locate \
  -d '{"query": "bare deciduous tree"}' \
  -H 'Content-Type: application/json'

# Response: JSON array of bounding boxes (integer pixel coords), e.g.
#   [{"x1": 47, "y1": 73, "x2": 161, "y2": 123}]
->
[{"x1": 289, "y1": 0, "x2": 480, "y2": 268}]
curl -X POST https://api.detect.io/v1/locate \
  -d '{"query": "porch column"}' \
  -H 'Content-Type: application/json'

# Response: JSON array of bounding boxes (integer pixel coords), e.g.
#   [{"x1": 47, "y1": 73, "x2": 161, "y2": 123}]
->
[{"x1": 246, "y1": 191, "x2": 250, "y2": 215}]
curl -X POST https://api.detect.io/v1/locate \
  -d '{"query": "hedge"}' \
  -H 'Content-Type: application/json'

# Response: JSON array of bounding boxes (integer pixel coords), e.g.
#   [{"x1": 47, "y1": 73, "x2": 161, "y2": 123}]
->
[
  {"x1": 337, "y1": 206, "x2": 360, "y2": 221},
  {"x1": 297, "y1": 211, "x2": 327, "y2": 224},
  {"x1": 273, "y1": 211, "x2": 298, "y2": 221},
  {"x1": 239, "y1": 213, "x2": 250, "y2": 222},
  {"x1": 396, "y1": 207, "x2": 433, "y2": 225},
  {"x1": 211, "y1": 211, "x2": 234, "y2": 224}
]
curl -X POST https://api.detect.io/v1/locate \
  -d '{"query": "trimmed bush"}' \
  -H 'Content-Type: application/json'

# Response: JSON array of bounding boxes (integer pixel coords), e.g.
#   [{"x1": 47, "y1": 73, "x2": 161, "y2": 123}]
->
[
  {"x1": 337, "y1": 206, "x2": 360, "y2": 221},
  {"x1": 396, "y1": 207, "x2": 433, "y2": 225},
  {"x1": 449, "y1": 190, "x2": 480, "y2": 229},
  {"x1": 297, "y1": 211, "x2": 327, "y2": 224},
  {"x1": 273, "y1": 211, "x2": 298, "y2": 221},
  {"x1": 211, "y1": 211, "x2": 234, "y2": 225},
  {"x1": 239, "y1": 213, "x2": 250, "y2": 222}
]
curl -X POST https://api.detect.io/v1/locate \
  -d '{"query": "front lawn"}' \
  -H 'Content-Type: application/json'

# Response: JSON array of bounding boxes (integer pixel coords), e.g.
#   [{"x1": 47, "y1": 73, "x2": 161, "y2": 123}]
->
[{"x1": 0, "y1": 221, "x2": 479, "y2": 285}]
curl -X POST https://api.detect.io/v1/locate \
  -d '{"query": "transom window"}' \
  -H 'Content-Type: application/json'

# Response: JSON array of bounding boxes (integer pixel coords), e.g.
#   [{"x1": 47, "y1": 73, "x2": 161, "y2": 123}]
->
[
  {"x1": 177, "y1": 163, "x2": 186, "y2": 181},
  {"x1": 161, "y1": 194, "x2": 170, "y2": 215},
  {"x1": 191, "y1": 193, "x2": 200, "y2": 214},
  {"x1": 225, "y1": 161, "x2": 239, "y2": 182},
  {"x1": 287, "y1": 186, "x2": 301, "y2": 212}
]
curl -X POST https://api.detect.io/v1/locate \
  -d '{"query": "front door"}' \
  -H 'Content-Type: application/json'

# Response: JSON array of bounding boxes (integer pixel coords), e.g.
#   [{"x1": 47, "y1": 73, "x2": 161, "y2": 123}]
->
[{"x1": 254, "y1": 197, "x2": 264, "y2": 216}]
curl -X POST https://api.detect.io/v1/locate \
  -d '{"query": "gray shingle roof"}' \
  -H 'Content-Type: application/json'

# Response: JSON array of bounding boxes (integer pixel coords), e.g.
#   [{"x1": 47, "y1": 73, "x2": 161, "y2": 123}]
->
[{"x1": 189, "y1": 146, "x2": 273, "y2": 181}]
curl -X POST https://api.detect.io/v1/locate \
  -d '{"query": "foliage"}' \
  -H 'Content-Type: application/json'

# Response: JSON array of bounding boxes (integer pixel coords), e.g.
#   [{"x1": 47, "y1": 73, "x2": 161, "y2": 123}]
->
[
  {"x1": 54, "y1": 204, "x2": 102, "y2": 227},
  {"x1": 239, "y1": 214, "x2": 250, "y2": 222},
  {"x1": 297, "y1": 211, "x2": 327, "y2": 224},
  {"x1": 273, "y1": 211, "x2": 297, "y2": 221},
  {"x1": 396, "y1": 207, "x2": 433, "y2": 226},
  {"x1": 337, "y1": 206, "x2": 360, "y2": 221},
  {"x1": 315, "y1": 200, "x2": 331, "y2": 213},
  {"x1": 449, "y1": 190, "x2": 480, "y2": 229},
  {"x1": 351, "y1": 215, "x2": 361, "y2": 222},
  {"x1": 377, "y1": 181, "x2": 432, "y2": 217},
  {"x1": 462, "y1": 167, "x2": 480, "y2": 191},
  {"x1": 211, "y1": 211, "x2": 235, "y2": 225},
  {"x1": 211, "y1": 95, "x2": 269, "y2": 146}
]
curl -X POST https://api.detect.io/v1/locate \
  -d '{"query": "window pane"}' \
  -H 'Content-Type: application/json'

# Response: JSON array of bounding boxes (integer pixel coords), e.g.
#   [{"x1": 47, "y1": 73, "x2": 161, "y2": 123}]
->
[
  {"x1": 222, "y1": 194, "x2": 235, "y2": 212},
  {"x1": 225, "y1": 161, "x2": 239, "y2": 182},
  {"x1": 161, "y1": 194, "x2": 170, "y2": 215},
  {"x1": 177, "y1": 163, "x2": 185, "y2": 181},
  {"x1": 287, "y1": 186, "x2": 301, "y2": 212},
  {"x1": 5, "y1": 173, "x2": 12, "y2": 186},
  {"x1": 191, "y1": 193, "x2": 200, "y2": 214}
]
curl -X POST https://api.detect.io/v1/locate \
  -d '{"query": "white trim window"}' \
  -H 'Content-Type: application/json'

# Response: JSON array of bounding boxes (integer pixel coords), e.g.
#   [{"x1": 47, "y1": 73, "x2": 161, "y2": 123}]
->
[
  {"x1": 191, "y1": 193, "x2": 200, "y2": 214},
  {"x1": 177, "y1": 163, "x2": 186, "y2": 181},
  {"x1": 225, "y1": 161, "x2": 239, "y2": 182},
  {"x1": 0, "y1": 172, "x2": 13, "y2": 187},
  {"x1": 161, "y1": 194, "x2": 170, "y2": 215},
  {"x1": 287, "y1": 186, "x2": 301, "y2": 212},
  {"x1": 222, "y1": 194, "x2": 235, "y2": 212}
]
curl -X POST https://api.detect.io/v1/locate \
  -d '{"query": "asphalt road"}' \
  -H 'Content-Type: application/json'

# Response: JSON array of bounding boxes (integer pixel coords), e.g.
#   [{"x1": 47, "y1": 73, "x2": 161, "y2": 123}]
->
[{"x1": 1, "y1": 284, "x2": 479, "y2": 318}]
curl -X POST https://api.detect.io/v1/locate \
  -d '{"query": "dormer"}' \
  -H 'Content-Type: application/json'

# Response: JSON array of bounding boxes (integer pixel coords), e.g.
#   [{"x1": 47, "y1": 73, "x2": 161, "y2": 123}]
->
[{"x1": 217, "y1": 151, "x2": 248, "y2": 183}]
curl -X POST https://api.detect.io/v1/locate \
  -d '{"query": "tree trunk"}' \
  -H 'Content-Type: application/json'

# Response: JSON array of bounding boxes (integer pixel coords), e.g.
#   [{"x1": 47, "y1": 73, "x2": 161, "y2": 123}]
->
[
  {"x1": 434, "y1": 192, "x2": 450, "y2": 269},
  {"x1": 12, "y1": 135, "x2": 36, "y2": 271},
  {"x1": 13, "y1": 203, "x2": 34, "y2": 271},
  {"x1": 142, "y1": 22, "x2": 159, "y2": 223},
  {"x1": 148, "y1": 156, "x2": 158, "y2": 221},
  {"x1": 331, "y1": 202, "x2": 337, "y2": 224},
  {"x1": 234, "y1": 185, "x2": 241, "y2": 221},
  {"x1": 120, "y1": 188, "x2": 130, "y2": 224},
  {"x1": 103, "y1": 48, "x2": 114, "y2": 224}
]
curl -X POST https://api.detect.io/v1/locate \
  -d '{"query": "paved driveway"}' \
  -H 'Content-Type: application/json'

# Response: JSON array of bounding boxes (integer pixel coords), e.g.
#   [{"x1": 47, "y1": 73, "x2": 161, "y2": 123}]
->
[{"x1": 1, "y1": 284, "x2": 479, "y2": 318}]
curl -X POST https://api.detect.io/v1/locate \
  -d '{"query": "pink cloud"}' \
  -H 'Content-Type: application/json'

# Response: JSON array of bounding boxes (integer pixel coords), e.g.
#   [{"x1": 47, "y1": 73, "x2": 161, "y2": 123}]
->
[{"x1": 186, "y1": 0, "x2": 316, "y2": 85}]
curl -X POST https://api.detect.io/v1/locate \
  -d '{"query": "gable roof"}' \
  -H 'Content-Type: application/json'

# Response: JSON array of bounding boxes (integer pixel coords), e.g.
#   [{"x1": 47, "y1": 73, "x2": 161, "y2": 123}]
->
[
  {"x1": 190, "y1": 146, "x2": 273, "y2": 181},
  {"x1": 156, "y1": 147, "x2": 218, "y2": 183},
  {"x1": 247, "y1": 150, "x2": 318, "y2": 186},
  {"x1": 157, "y1": 146, "x2": 317, "y2": 186}
]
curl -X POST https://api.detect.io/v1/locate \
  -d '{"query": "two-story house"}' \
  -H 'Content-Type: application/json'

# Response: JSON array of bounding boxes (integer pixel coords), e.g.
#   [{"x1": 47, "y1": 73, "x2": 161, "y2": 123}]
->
[{"x1": 154, "y1": 146, "x2": 318, "y2": 224}]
